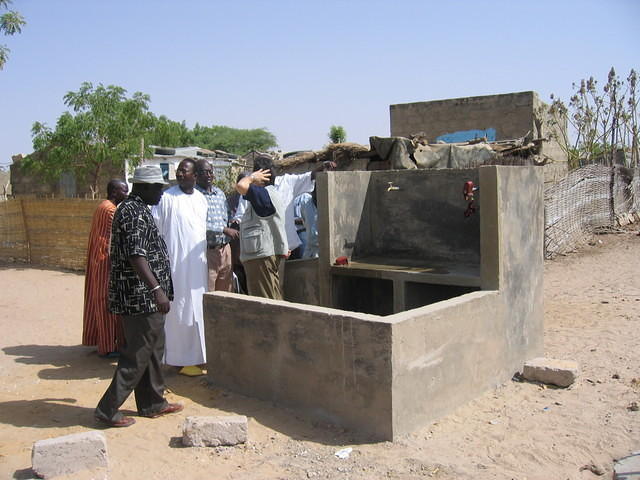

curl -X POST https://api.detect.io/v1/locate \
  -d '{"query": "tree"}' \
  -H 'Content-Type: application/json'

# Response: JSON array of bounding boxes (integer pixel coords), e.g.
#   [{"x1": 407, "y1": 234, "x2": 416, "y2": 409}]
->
[
  {"x1": 328, "y1": 125, "x2": 346, "y2": 144},
  {"x1": 189, "y1": 124, "x2": 277, "y2": 154},
  {"x1": 547, "y1": 67, "x2": 639, "y2": 168},
  {"x1": 25, "y1": 82, "x2": 156, "y2": 197},
  {"x1": 145, "y1": 115, "x2": 191, "y2": 148},
  {"x1": 0, "y1": 0, "x2": 26, "y2": 70}
]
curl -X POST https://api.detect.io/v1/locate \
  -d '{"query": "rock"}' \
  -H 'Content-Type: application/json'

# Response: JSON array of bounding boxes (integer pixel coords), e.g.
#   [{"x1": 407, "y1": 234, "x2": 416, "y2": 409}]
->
[
  {"x1": 182, "y1": 415, "x2": 248, "y2": 447},
  {"x1": 31, "y1": 431, "x2": 108, "y2": 479},
  {"x1": 580, "y1": 462, "x2": 605, "y2": 476},
  {"x1": 522, "y1": 357, "x2": 580, "y2": 387},
  {"x1": 614, "y1": 452, "x2": 640, "y2": 479},
  {"x1": 628, "y1": 402, "x2": 639, "y2": 412}
]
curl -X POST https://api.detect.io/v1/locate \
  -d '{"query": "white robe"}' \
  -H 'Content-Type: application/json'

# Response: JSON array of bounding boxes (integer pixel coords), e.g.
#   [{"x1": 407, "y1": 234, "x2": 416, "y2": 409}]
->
[
  {"x1": 152, "y1": 185, "x2": 208, "y2": 366},
  {"x1": 274, "y1": 172, "x2": 314, "y2": 250}
]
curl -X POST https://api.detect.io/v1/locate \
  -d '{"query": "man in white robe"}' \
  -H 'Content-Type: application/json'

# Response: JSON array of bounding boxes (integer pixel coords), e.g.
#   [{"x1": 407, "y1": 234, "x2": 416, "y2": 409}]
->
[{"x1": 152, "y1": 158, "x2": 208, "y2": 376}]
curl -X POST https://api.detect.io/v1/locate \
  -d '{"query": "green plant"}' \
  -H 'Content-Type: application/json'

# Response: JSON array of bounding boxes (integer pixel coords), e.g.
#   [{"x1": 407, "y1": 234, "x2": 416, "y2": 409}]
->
[
  {"x1": 328, "y1": 125, "x2": 347, "y2": 144},
  {"x1": 0, "y1": 0, "x2": 26, "y2": 70},
  {"x1": 25, "y1": 82, "x2": 156, "y2": 197}
]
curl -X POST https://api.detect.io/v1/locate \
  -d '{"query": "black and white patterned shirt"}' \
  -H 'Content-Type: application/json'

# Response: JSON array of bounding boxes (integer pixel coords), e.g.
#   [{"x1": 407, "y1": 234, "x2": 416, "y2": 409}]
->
[{"x1": 108, "y1": 194, "x2": 174, "y2": 315}]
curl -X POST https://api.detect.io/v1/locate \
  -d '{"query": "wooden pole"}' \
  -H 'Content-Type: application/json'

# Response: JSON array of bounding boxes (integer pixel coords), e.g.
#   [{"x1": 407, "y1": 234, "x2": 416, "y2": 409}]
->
[{"x1": 19, "y1": 198, "x2": 31, "y2": 264}]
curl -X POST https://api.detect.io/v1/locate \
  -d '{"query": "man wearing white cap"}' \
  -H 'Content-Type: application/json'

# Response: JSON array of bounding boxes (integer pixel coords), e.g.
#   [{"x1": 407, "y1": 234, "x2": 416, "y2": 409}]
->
[{"x1": 95, "y1": 165, "x2": 183, "y2": 427}]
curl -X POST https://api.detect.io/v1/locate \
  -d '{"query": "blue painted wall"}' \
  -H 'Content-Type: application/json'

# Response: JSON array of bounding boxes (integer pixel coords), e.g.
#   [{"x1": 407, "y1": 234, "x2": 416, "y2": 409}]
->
[{"x1": 436, "y1": 128, "x2": 496, "y2": 143}]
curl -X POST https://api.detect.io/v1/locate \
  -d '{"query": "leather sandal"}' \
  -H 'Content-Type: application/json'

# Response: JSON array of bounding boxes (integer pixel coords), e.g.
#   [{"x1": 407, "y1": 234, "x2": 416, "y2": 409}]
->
[
  {"x1": 142, "y1": 403, "x2": 184, "y2": 418},
  {"x1": 95, "y1": 415, "x2": 136, "y2": 428}
]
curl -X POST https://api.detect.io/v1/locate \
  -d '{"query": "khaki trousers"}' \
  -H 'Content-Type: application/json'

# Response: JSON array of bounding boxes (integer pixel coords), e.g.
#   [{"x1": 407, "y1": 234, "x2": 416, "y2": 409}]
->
[
  {"x1": 206, "y1": 244, "x2": 233, "y2": 292},
  {"x1": 242, "y1": 255, "x2": 282, "y2": 300}
]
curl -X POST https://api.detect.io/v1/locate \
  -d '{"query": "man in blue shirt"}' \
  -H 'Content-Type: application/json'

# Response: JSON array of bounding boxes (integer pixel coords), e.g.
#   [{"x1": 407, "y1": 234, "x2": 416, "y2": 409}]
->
[{"x1": 195, "y1": 159, "x2": 237, "y2": 292}]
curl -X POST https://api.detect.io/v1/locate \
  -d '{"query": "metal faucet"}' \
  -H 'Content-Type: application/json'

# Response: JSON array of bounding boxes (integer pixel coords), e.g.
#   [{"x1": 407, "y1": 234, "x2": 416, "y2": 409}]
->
[{"x1": 387, "y1": 182, "x2": 400, "y2": 191}]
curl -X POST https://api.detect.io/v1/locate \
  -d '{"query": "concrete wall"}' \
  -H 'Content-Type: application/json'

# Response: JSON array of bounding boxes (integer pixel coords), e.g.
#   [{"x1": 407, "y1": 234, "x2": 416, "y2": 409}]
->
[
  {"x1": 353, "y1": 169, "x2": 480, "y2": 264},
  {"x1": 204, "y1": 293, "x2": 394, "y2": 439},
  {"x1": 389, "y1": 91, "x2": 568, "y2": 179},
  {"x1": 391, "y1": 291, "x2": 506, "y2": 434},
  {"x1": 391, "y1": 166, "x2": 544, "y2": 435},
  {"x1": 283, "y1": 257, "x2": 320, "y2": 305},
  {"x1": 390, "y1": 92, "x2": 536, "y2": 142},
  {"x1": 316, "y1": 168, "x2": 480, "y2": 276},
  {"x1": 204, "y1": 166, "x2": 544, "y2": 441},
  {"x1": 490, "y1": 166, "x2": 545, "y2": 362},
  {"x1": 10, "y1": 155, "x2": 126, "y2": 198}
]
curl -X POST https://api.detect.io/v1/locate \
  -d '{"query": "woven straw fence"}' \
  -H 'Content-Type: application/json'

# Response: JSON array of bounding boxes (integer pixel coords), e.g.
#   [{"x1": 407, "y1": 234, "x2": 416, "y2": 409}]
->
[
  {"x1": 544, "y1": 165, "x2": 640, "y2": 258},
  {"x1": 0, "y1": 198, "x2": 100, "y2": 270}
]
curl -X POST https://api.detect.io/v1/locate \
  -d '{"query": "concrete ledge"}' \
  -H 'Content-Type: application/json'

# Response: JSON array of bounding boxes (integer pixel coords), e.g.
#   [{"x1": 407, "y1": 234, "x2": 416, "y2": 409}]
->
[
  {"x1": 522, "y1": 358, "x2": 579, "y2": 387},
  {"x1": 31, "y1": 431, "x2": 108, "y2": 479},
  {"x1": 182, "y1": 416, "x2": 248, "y2": 447}
]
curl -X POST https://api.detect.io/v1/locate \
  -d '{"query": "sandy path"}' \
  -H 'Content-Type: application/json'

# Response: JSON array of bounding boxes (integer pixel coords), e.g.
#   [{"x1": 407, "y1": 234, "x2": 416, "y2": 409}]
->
[{"x1": 0, "y1": 232, "x2": 638, "y2": 479}]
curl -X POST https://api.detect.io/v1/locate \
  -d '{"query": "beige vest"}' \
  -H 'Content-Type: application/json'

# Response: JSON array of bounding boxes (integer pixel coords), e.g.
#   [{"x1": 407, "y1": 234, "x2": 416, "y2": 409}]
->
[{"x1": 239, "y1": 185, "x2": 288, "y2": 262}]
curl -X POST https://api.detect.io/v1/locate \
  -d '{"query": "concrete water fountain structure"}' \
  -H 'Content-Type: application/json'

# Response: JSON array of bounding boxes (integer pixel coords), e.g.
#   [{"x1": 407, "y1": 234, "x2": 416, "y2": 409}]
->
[{"x1": 204, "y1": 165, "x2": 543, "y2": 440}]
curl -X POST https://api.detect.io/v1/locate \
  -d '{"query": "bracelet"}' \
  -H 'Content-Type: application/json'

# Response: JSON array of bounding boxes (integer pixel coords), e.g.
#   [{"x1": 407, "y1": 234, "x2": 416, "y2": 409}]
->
[{"x1": 150, "y1": 285, "x2": 161, "y2": 293}]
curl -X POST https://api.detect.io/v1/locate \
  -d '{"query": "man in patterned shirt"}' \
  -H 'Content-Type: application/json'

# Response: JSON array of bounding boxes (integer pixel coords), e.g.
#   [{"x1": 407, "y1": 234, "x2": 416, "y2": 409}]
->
[
  {"x1": 94, "y1": 165, "x2": 183, "y2": 428},
  {"x1": 195, "y1": 159, "x2": 237, "y2": 292}
]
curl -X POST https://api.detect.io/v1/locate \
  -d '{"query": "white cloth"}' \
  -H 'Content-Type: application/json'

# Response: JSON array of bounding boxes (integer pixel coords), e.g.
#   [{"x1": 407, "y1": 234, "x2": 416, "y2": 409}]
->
[
  {"x1": 299, "y1": 193, "x2": 319, "y2": 258},
  {"x1": 233, "y1": 197, "x2": 247, "y2": 223},
  {"x1": 152, "y1": 185, "x2": 208, "y2": 366},
  {"x1": 274, "y1": 172, "x2": 314, "y2": 251}
]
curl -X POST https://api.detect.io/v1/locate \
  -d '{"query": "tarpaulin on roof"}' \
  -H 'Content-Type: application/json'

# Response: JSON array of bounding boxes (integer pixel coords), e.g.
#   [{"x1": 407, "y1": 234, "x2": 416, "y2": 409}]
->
[
  {"x1": 413, "y1": 143, "x2": 496, "y2": 169},
  {"x1": 369, "y1": 136, "x2": 497, "y2": 169}
]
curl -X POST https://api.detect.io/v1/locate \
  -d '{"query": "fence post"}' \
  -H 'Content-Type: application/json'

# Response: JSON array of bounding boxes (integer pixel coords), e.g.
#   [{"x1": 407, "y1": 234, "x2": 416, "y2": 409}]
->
[{"x1": 19, "y1": 198, "x2": 31, "y2": 264}]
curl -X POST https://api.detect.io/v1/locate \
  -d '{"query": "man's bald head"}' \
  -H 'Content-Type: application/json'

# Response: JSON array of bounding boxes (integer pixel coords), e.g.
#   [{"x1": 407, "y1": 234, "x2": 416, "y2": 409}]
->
[{"x1": 106, "y1": 179, "x2": 128, "y2": 205}]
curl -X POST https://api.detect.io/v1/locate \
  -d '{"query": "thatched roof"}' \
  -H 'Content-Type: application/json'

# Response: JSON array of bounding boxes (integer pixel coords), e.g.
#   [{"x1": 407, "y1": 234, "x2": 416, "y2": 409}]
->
[{"x1": 277, "y1": 142, "x2": 369, "y2": 168}]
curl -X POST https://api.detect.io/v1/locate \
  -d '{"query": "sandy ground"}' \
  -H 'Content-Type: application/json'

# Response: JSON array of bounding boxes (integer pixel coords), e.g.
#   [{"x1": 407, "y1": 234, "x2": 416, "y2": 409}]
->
[{"x1": 0, "y1": 231, "x2": 639, "y2": 480}]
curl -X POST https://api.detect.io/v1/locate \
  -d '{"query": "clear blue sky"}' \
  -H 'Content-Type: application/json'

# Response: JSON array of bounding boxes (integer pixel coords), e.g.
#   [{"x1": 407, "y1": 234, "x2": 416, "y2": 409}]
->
[{"x1": 1, "y1": 0, "x2": 638, "y2": 167}]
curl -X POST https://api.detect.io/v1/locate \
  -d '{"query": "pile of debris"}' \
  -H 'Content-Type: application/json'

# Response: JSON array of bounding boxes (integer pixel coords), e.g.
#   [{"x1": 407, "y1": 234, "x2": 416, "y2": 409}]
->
[{"x1": 275, "y1": 135, "x2": 547, "y2": 174}]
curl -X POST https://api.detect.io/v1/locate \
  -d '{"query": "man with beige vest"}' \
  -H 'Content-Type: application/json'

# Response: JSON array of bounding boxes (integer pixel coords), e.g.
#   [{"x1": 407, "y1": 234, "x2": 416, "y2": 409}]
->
[{"x1": 235, "y1": 155, "x2": 288, "y2": 299}]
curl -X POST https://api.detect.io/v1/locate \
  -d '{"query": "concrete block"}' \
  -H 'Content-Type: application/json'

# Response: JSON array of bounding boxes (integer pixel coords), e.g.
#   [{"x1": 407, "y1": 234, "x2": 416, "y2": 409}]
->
[
  {"x1": 614, "y1": 452, "x2": 640, "y2": 479},
  {"x1": 32, "y1": 431, "x2": 108, "y2": 479},
  {"x1": 182, "y1": 416, "x2": 248, "y2": 447},
  {"x1": 522, "y1": 357, "x2": 579, "y2": 387}
]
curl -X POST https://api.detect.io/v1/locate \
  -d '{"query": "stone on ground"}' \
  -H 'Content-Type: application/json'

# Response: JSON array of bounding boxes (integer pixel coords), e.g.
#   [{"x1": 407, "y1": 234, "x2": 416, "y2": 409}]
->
[
  {"x1": 182, "y1": 415, "x2": 248, "y2": 447},
  {"x1": 522, "y1": 357, "x2": 579, "y2": 387},
  {"x1": 614, "y1": 452, "x2": 640, "y2": 479},
  {"x1": 31, "y1": 430, "x2": 108, "y2": 479}
]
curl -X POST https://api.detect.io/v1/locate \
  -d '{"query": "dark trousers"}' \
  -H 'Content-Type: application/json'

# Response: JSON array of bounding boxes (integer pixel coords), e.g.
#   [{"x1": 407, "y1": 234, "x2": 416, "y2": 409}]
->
[{"x1": 95, "y1": 312, "x2": 168, "y2": 421}]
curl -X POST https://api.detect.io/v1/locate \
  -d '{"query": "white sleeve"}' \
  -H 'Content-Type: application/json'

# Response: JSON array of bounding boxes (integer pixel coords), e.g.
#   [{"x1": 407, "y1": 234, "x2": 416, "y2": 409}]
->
[
  {"x1": 290, "y1": 172, "x2": 314, "y2": 198},
  {"x1": 233, "y1": 197, "x2": 247, "y2": 223}
]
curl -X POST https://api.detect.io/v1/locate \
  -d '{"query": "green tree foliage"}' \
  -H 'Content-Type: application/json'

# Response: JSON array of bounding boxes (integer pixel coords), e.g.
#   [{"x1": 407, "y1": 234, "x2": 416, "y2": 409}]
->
[
  {"x1": 145, "y1": 115, "x2": 191, "y2": 148},
  {"x1": 189, "y1": 124, "x2": 277, "y2": 154},
  {"x1": 328, "y1": 125, "x2": 347, "y2": 144},
  {"x1": 0, "y1": 0, "x2": 26, "y2": 70},
  {"x1": 547, "y1": 67, "x2": 639, "y2": 168},
  {"x1": 25, "y1": 82, "x2": 156, "y2": 197}
]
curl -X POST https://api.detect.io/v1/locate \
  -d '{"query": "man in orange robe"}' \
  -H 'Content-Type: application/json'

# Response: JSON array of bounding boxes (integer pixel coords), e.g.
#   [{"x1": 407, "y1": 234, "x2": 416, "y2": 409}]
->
[{"x1": 82, "y1": 179, "x2": 129, "y2": 356}]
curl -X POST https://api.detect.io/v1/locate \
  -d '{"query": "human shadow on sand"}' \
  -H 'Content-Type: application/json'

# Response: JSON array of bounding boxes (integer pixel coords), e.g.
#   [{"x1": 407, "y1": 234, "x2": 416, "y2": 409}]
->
[
  {"x1": 3, "y1": 344, "x2": 118, "y2": 381},
  {"x1": 0, "y1": 397, "x2": 136, "y2": 429},
  {"x1": 166, "y1": 372, "x2": 378, "y2": 447},
  {"x1": 13, "y1": 467, "x2": 38, "y2": 479}
]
